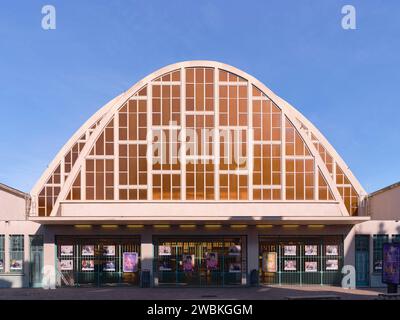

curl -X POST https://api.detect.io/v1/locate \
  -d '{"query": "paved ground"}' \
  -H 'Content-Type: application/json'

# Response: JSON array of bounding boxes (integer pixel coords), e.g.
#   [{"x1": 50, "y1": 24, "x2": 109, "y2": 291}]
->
[{"x1": 0, "y1": 285, "x2": 387, "y2": 300}]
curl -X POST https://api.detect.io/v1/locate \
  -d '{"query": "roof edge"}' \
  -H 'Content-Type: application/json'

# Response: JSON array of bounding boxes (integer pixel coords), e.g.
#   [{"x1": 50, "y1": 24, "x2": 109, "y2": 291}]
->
[{"x1": 0, "y1": 182, "x2": 30, "y2": 199}]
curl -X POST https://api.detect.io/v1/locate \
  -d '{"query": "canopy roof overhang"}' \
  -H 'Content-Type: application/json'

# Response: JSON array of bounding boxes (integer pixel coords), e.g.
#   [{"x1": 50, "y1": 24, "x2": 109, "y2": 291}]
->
[{"x1": 28, "y1": 201, "x2": 370, "y2": 225}]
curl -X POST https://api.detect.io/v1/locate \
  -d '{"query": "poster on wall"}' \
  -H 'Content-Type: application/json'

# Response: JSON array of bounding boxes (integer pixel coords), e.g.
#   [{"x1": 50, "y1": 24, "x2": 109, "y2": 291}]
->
[
  {"x1": 60, "y1": 260, "x2": 73, "y2": 271},
  {"x1": 382, "y1": 243, "x2": 400, "y2": 285},
  {"x1": 158, "y1": 245, "x2": 172, "y2": 256},
  {"x1": 10, "y1": 259, "x2": 22, "y2": 270},
  {"x1": 228, "y1": 262, "x2": 242, "y2": 273},
  {"x1": 60, "y1": 245, "x2": 73, "y2": 256},
  {"x1": 305, "y1": 261, "x2": 318, "y2": 272},
  {"x1": 228, "y1": 245, "x2": 241, "y2": 256},
  {"x1": 0, "y1": 259, "x2": 4, "y2": 270},
  {"x1": 206, "y1": 252, "x2": 218, "y2": 270},
  {"x1": 103, "y1": 261, "x2": 116, "y2": 272},
  {"x1": 82, "y1": 245, "x2": 94, "y2": 256},
  {"x1": 81, "y1": 260, "x2": 94, "y2": 271},
  {"x1": 123, "y1": 252, "x2": 138, "y2": 273},
  {"x1": 326, "y1": 259, "x2": 339, "y2": 270},
  {"x1": 262, "y1": 252, "x2": 277, "y2": 273},
  {"x1": 182, "y1": 254, "x2": 195, "y2": 272},
  {"x1": 305, "y1": 245, "x2": 318, "y2": 256},
  {"x1": 326, "y1": 245, "x2": 338, "y2": 256},
  {"x1": 284, "y1": 260, "x2": 297, "y2": 271},
  {"x1": 159, "y1": 260, "x2": 172, "y2": 271},
  {"x1": 284, "y1": 245, "x2": 296, "y2": 256},
  {"x1": 103, "y1": 245, "x2": 115, "y2": 256}
]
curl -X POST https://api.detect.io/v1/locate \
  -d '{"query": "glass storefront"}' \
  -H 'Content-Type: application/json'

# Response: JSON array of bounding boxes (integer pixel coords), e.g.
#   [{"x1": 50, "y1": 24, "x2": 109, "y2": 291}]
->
[
  {"x1": 56, "y1": 236, "x2": 141, "y2": 287},
  {"x1": 259, "y1": 236, "x2": 343, "y2": 286},
  {"x1": 154, "y1": 236, "x2": 246, "y2": 287}
]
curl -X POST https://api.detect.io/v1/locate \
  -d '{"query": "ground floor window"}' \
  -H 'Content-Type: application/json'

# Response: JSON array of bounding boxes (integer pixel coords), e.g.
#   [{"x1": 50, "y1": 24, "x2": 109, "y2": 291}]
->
[
  {"x1": 259, "y1": 236, "x2": 344, "y2": 285},
  {"x1": 372, "y1": 235, "x2": 389, "y2": 272},
  {"x1": 56, "y1": 236, "x2": 141, "y2": 287},
  {"x1": 154, "y1": 236, "x2": 246, "y2": 287},
  {"x1": 9, "y1": 235, "x2": 24, "y2": 273}
]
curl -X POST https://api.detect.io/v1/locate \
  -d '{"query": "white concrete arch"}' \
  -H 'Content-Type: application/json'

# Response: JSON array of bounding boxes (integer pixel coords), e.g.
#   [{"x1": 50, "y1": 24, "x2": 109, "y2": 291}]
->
[{"x1": 31, "y1": 61, "x2": 363, "y2": 217}]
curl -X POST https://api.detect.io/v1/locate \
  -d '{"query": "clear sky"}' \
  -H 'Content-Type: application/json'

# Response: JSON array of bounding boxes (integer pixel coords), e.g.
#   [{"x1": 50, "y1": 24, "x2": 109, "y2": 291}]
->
[{"x1": 0, "y1": 0, "x2": 399, "y2": 193}]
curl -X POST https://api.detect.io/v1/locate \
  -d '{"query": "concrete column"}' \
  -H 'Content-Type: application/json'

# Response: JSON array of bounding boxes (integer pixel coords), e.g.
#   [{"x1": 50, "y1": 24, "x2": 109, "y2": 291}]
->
[
  {"x1": 23, "y1": 234, "x2": 30, "y2": 287},
  {"x1": 43, "y1": 229, "x2": 56, "y2": 288},
  {"x1": 247, "y1": 228, "x2": 259, "y2": 285},
  {"x1": 4, "y1": 222, "x2": 10, "y2": 273},
  {"x1": 343, "y1": 226, "x2": 356, "y2": 268},
  {"x1": 140, "y1": 231, "x2": 154, "y2": 286}
]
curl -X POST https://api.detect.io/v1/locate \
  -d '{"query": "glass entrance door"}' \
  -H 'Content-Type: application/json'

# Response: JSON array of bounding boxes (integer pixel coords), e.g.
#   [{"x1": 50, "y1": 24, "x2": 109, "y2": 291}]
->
[
  {"x1": 30, "y1": 236, "x2": 43, "y2": 288},
  {"x1": 154, "y1": 236, "x2": 246, "y2": 287},
  {"x1": 355, "y1": 235, "x2": 370, "y2": 287}
]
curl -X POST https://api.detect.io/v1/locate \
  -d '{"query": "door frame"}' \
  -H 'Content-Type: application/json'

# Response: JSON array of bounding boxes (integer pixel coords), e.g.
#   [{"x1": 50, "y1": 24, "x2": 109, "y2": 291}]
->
[{"x1": 355, "y1": 235, "x2": 370, "y2": 287}]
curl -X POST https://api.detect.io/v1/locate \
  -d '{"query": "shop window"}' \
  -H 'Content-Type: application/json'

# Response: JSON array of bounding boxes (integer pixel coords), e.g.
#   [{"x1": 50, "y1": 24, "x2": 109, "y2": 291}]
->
[
  {"x1": 0, "y1": 236, "x2": 4, "y2": 272},
  {"x1": 10, "y1": 235, "x2": 24, "y2": 273},
  {"x1": 392, "y1": 235, "x2": 400, "y2": 243},
  {"x1": 373, "y1": 235, "x2": 389, "y2": 272}
]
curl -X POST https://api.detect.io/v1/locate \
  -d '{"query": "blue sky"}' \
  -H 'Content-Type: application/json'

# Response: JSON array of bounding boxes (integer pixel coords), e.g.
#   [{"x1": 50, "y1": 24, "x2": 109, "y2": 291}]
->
[{"x1": 0, "y1": 0, "x2": 399, "y2": 193}]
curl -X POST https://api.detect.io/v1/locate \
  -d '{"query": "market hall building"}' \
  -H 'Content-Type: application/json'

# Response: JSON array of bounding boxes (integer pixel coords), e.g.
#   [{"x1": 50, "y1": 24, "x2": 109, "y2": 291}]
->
[{"x1": 0, "y1": 61, "x2": 398, "y2": 288}]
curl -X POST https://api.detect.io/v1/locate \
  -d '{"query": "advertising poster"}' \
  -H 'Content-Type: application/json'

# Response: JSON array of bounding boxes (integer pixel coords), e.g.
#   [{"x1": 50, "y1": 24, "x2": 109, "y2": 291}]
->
[
  {"x1": 284, "y1": 245, "x2": 296, "y2": 256},
  {"x1": 305, "y1": 245, "x2": 318, "y2": 256},
  {"x1": 60, "y1": 260, "x2": 73, "y2": 271},
  {"x1": 158, "y1": 245, "x2": 172, "y2": 256},
  {"x1": 326, "y1": 259, "x2": 338, "y2": 270},
  {"x1": 228, "y1": 262, "x2": 241, "y2": 273},
  {"x1": 82, "y1": 245, "x2": 94, "y2": 256},
  {"x1": 60, "y1": 245, "x2": 73, "y2": 256},
  {"x1": 326, "y1": 245, "x2": 338, "y2": 256},
  {"x1": 284, "y1": 260, "x2": 296, "y2": 271},
  {"x1": 103, "y1": 245, "x2": 115, "y2": 256},
  {"x1": 382, "y1": 243, "x2": 400, "y2": 285},
  {"x1": 205, "y1": 252, "x2": 218, "y2": 270},
  {"x1": 103, "y1": 261, "x2": 116, "y2": 272},
  {"x1": 123, "y1": 252, "x2": 138, "y2": 273},
  {"x1": 305, "y1": 261, "x2": 318, "y2": 272},
  {"x1": 0, "y1": 259, "x2": 3, "y2": 271},
  {"x1": 81, "y1": 260, "x2": 94, "y2": 271},
  {"x1": 262, "y1": 252, "x2": 277, "y2": 273},
  {"x1": 159, "y1": 260, "x2": 172, "y2": 271},
  {"x1": 182, "y1": 254, "x2": 195, "y2": 272},
  {"x1": 228, "y1": 245, "x2": 241, "y2": 256},
  {"x1": 10, "y1": 259, "x2": 22, "y2": 270}
]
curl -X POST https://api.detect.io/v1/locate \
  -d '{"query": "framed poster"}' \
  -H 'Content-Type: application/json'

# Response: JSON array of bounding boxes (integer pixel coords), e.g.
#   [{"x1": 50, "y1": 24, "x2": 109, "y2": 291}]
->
[
  {"x1": 206, "y1": 252, "x2": 218, "y2": 270},
  {"x1": 284, "y1": 245, "x2": 296, "y2": 256},
  {"x1": 60, "y1": 245, "x2": 73, "y2": 256},
  {"x1": 103, "y1": 261, "x2": 116, "y2": 272},
  {"x1": 305, "y1": 261, "x2": 318, "y2": 272},
  {"x1": 228, "y1": 262, "x2": 241, "y2": 273},
  {"x1": 60, "y1": 260, "x2": 73, "y2": 271},
  {"x1": 228, "y1": 245, "x2": 241, "y2": 256},
  {"x1": 81, "y1": 260, "x2": 94, "y2": 271},
  {"x1": 159, "y1": 260, "x2": 172, "y2": 271},
  {"x1": 305, "y1": 245, "x2": 317, "y2": 256},
  {"x1": 0, "y1": 259, "x2": 4, "y2": 271},
  {"x1": 182, "y1": 254, "x2": 195, "y2": 272},
  {"x1": 326, "y1": 259, "x2": 338, "y2": 270},
  {"x1": 82, "y1": 245, "x2": 94, "y2": 256},
  {"x1": 103, "y1": 245, "x2": 115, "y2": 256},
  {"x1": 123, "y1": 252, "x2": 138, "y2": 273},
  {"x1": 382, "y1": 243, "x2": 400, "y2": 285},
  {"x1": 10, "y1": 259, "x2": 22, "y2": 270},
  {"x1": 262, "y1": 252, "x2": 277, "y2": 273},
  {"x1": 326, "y1": 245, "x2": 338, "y2": 256},
  {"x1": 158, "y1": 245, "x2": 172, "y2": 256},
  {"x1": 284, "y1": 260, "x2": 296, "y2": 271}
]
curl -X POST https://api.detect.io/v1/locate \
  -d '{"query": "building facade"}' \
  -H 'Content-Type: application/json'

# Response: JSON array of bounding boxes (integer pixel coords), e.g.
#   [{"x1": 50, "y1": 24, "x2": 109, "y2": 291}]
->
[{"x1": 0, "y1": 61, "x2": 397, "y2": 288}]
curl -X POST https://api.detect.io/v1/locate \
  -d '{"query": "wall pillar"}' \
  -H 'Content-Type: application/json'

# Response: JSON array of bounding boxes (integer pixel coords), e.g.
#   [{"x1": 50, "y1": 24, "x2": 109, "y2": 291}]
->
[
  {"x1": 247, "y1": 228, "x2": 259, "y2": 285},
  {"x1": 344, "y1": 226, "x2": 356, "y2": 268},
  {"x1": 140, "y1": 231, "x2": 154, "y2": 286},
  {"x1": 43, "y1": 229, "x2": 56, "y2": 288}
]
